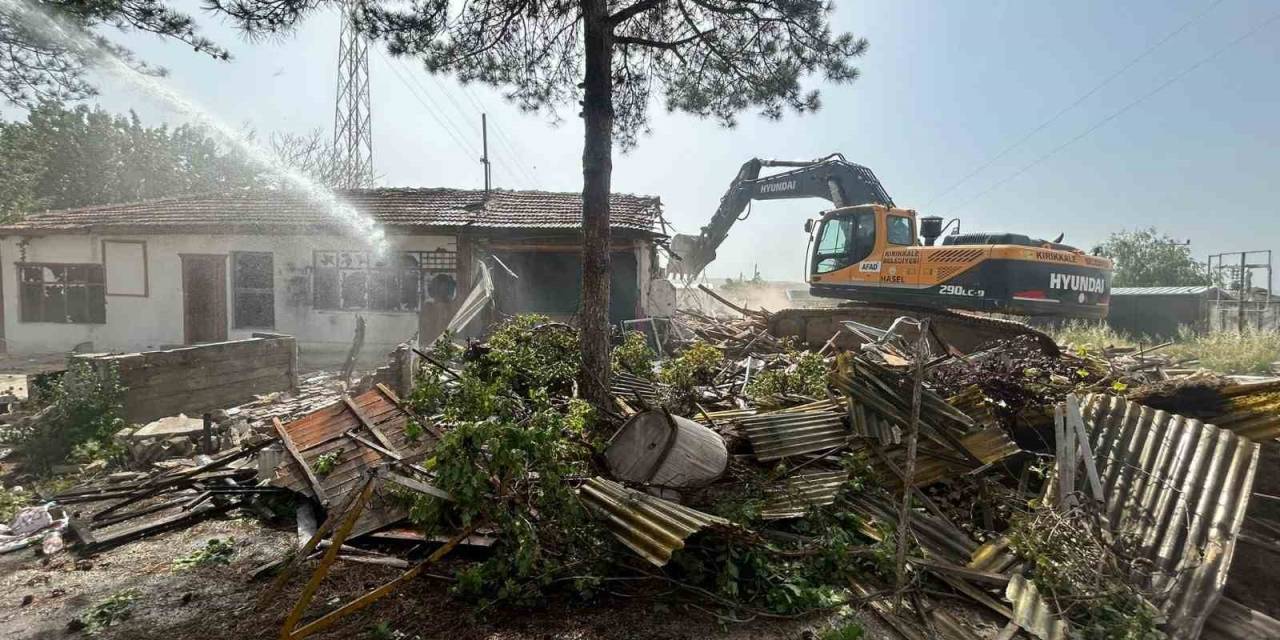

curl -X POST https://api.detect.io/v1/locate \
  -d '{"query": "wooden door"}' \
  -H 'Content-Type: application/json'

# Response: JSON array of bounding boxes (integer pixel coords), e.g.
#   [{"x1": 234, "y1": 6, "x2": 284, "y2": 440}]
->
[{"x1": 181, "y1": 254, "x2": 228, "y2": 344}]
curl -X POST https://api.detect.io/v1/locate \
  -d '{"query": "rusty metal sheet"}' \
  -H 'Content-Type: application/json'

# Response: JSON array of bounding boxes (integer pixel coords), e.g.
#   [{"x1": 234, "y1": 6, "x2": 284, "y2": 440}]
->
[
  {"x1": 739, "y1": 409, "x2": 848, "y2": 461},
  {"x1": 852, "y1": 425, "x2": 1020, "y2": 488},
  {"x1": 759, "y1": 470, "x2": 848, "y2": 520},
  {"x1": 272, "y1": 386, "x2": 437, "y2": 537},
  {"x1": 577, "y1": 477, "x2": 728, "y2": 567},
  {"x1": 1082, "y1": 393, "x2": 1259, "y2": 640},
  {"x1": 1207, "y1": 379, "x2": 1280, "y2": 442}
]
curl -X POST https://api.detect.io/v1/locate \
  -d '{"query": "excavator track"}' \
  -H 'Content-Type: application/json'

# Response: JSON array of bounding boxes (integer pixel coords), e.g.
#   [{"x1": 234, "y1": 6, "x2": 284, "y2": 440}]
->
[{"x1": 768, "y1": 303, "x2": 1059, "y2": 356}]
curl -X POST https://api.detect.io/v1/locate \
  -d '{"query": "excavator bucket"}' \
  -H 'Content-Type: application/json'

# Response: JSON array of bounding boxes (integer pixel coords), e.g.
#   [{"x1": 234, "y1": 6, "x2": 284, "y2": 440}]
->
[{"x1": 668, "y1": 233, "x2": 713, "y2": 278}]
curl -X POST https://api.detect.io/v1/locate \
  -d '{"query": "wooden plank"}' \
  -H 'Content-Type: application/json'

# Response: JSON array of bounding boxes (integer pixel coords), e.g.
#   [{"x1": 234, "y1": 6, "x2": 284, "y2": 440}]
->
[
  {"x1": 89, "y1": 503, "x2": 232, "y2": 552},
  {"x1": 343, "y1": 395, "x2": 399, "y2": 455},
  {"x1": 375, "y1": 383, "x2": 446, "y2": 440},
  {"x1": 274, "y1": 417, "x2": 329, "y2": 506}
]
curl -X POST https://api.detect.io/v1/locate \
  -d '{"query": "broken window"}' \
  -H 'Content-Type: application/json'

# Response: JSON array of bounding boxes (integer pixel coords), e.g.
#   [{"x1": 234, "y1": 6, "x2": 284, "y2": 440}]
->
[
  {"x1": 233, "y1": 252, "x2": 274, "y2": 328},
  {"x1": 312, "y1": 249, "x2": 457, "y2": 311},
  {"x1": 18, "y1": 263, "x2": 106, "y2": 324}
]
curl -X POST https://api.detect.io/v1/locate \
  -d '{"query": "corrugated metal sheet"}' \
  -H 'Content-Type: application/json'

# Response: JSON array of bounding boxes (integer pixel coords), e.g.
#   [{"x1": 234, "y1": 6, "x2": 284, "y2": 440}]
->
[
  {"x1": 859, "y1": 426, "x2": 1021, "y2": 488},
  {"x1": 759, "y1": 470, "x2": 848, "y2": 520},
  {"x1": 1082, "y1": 393, "x2": 1259, "y2": 640},
  {"x1": 739, "y1": 410, "x2": 848, "y2": 461},
  {"x1": 1207, "y1": 379, "x2": 1280, "y2": 441},
  {"x1": 1202, "y1": 597, "x2": 1280, "y2": 639},
  {"x1": 610, "y1": 371, "x2": 665, "y2": 406},
  {"x1": 578, "y1": 477, "x2": 729, "y2": 566},
  {"x1": 1006, "y1": 575, "x2": 1068, "y2": 640}
]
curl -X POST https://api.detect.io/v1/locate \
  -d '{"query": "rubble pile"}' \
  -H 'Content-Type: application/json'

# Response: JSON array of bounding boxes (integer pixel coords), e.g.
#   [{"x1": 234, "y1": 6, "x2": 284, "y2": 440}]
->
[{"x1": 0, "y1": 307, "x2": 1277, "y2": 639}]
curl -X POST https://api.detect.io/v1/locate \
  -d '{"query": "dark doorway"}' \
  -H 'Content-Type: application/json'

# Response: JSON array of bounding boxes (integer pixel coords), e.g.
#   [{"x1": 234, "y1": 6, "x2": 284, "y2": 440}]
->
[
  {"x1": 493, "y1": 251, "x2": 640, "y2": 323},
  {"x1": 181, "y1": 254, "x2": 228, "y2": 344}
]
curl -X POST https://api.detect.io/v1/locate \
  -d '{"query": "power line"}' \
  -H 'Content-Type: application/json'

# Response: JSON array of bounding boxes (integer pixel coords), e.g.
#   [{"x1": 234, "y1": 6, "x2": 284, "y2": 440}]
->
[
  {"x1": 942, "y1": 9, "x2": 1280, "y2": 216},
  {"x1": 421, "y1": 72, "x2": 534, "y2": 188},
  {"x1": 455, "y1": 82, "x2": 544, "y2": 187},
  {"x1": 923, "y1": 0, "x2": 1228, "y2": 209},
  {"x1": 391, "y1": 57, "x2": 485, "y2": 161},
  {"x1": 378, "y1": 51, "x2": 480, "y2": 160}
]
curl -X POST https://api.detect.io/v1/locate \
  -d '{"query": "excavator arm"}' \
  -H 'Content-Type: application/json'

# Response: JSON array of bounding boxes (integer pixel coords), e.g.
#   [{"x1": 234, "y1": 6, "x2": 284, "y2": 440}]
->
[{"x1": 669, "y1": 153, "x2": 894, "y2": 277}]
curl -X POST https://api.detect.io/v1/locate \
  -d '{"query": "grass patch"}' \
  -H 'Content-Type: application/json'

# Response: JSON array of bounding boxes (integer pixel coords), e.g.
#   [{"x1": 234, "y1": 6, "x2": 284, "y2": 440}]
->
[
  {"x1": 1166, "y1": 326, "x2": 1280, "y2": 375},
  {"x1": 173, "y1": 538, "x2": 236, "y2": 569},
  {"x1": 79, "y1": 589, "x2": 140, "y2": 635},
  {"x1": 1052, "y1": 321, "x2": 1280, "y2": 375}
]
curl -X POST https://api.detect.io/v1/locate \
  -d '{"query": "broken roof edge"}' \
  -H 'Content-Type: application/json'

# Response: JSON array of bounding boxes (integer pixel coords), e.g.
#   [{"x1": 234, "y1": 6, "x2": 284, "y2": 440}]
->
[{"x1": 0, "y1": 187, "x2": 665, "y2": 235}]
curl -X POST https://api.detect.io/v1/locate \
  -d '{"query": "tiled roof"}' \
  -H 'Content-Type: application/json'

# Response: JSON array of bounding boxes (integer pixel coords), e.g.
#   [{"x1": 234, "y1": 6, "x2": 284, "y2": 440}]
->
[{"x1": 0, "y1": 188, "x2": 663, "y2": 235}]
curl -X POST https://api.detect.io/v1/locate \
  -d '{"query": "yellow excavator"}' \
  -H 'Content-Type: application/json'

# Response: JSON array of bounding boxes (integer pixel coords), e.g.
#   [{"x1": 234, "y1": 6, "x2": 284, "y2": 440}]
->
[{"x1": 670, "y1": 154, "x2": 1113, "y2": 320}]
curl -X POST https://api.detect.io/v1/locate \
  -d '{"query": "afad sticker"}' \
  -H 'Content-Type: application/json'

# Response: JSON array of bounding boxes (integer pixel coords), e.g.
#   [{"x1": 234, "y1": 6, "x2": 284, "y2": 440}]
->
[{"x1": 859, "y1": 261, "x2": 882, "y2": 273}]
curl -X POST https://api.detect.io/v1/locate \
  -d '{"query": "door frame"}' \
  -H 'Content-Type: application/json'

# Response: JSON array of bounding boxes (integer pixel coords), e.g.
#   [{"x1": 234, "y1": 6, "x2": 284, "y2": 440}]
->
[{"x1": 180, "y1": 253, "x2": 228, "y2": 345}]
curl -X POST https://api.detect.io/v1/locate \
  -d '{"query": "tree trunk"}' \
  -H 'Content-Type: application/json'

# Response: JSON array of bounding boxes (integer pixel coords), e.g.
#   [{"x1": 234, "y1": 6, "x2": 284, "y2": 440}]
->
[{"x1": 578, "y1": 0, "x2": 614, "y2": 408}]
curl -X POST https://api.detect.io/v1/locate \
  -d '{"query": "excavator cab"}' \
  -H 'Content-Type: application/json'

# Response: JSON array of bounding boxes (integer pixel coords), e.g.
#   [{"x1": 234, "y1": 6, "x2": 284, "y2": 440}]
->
[{"x1": 809, "y1": 205, "x2": 914, "y2": 276}]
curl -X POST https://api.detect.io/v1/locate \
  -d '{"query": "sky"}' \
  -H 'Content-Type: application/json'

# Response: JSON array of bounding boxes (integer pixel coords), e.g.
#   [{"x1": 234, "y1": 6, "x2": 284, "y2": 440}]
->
[{"x1": 18, "y1": 0, "x2": 1280, "y2": 282}]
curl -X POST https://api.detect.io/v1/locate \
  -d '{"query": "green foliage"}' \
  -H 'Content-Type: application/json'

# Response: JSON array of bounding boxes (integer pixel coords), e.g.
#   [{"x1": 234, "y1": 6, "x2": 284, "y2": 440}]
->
[
  {"x1": 18, "y1": 362, "x2": 126, "y2": 472},
  {"x1": 611, "y1": 330, "x2": 656, "y2": 379},
  {"x1": 1093, "y1": 228, "x2": 1207, "y2": 287},
  {"x1": 403, "y1": 419, "x2": 425, "y2": 443},
  {"x1": 313, "y1": 450, "x2": 341, "y2": 476},
  {"x1": 658, "y1": 341, "x2": 723, "y2": 391},
  {"x1": 0, "y1": 101, "x2": 262, "y2": 221},
  {"x1": 820, "y1": 621, "x2": 865, "y2": 640},
  {"x1": 173, "y1": 538, "x2": 236, "y2": 569},
  {"x1": 744, "y1": 350, "x2": 829, "y2": 404},
  {"x1": 368, "y1": 621, "x2": 396, "y2": 640},
  {"x1": 215, "y1": 1, "x2": 867, "y2": 149},
  {"x1": 402, "y1": 315, "x2": 607, "y2": 607},
  {"x1": 79, "y1": 589, "x2": 140, "y2": 636},
  {"x1": 0, "y1": 1, "x2": 226, "y2": 110},
  {"x1": 475, "y1": 315, "x2": 581, "y2": 396},
  {"x1": 0, "y1": 485, "x2": 28, "y2": 523}
]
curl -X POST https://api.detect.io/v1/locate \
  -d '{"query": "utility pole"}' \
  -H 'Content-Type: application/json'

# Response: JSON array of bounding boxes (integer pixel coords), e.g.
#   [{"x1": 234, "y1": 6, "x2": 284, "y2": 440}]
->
[{"x1": 481, "y1": 113, "x2": 491, "y2": 193}]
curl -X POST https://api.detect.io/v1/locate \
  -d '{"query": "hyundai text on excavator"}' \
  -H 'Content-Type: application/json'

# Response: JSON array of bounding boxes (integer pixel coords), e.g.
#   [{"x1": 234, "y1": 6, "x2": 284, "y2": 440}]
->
[{"x1": 670, "y1": 154, "x2": 1113, "y2": 321}]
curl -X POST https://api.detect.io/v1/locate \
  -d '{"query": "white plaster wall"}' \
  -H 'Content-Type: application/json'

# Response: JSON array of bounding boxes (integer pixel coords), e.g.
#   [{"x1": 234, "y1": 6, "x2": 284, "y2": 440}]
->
[{"x1": 0, "y1": 233, "x2": 456, "y2": 360}]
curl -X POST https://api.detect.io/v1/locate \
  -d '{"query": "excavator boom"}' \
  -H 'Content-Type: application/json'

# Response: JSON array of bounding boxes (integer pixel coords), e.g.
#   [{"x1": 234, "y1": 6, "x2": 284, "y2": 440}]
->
[{"x1": 670, "y1": 154, "x2": 892, "y2": 277}]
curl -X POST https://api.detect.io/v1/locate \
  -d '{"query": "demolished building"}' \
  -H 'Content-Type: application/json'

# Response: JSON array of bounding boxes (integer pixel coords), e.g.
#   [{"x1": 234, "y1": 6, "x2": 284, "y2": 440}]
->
[{"x1": 0, "y1": 188, "x2": 671, "y2": 364}]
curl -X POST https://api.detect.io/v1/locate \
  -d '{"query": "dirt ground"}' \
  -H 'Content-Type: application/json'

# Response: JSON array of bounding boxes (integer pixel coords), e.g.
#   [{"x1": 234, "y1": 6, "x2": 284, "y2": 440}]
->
[{"x1": 0, "y1": 513, "x2": 920, "y2": 640}]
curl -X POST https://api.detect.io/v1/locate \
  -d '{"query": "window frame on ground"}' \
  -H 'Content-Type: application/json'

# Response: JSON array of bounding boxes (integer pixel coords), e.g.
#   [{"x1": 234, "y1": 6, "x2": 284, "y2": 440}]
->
[
  {"x1": 312, "y1": 249, "x2": 458, "y2": 312},
  {"x1": 17, "y1": 262, "x2": 107, "y2": 324},
  {"x1": 231, "y1": 251, "x2": 275, "y2": 329}
]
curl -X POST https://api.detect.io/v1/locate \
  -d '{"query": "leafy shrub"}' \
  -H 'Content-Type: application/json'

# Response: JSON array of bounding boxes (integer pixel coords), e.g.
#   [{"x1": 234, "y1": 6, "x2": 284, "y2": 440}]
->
[
  {"x1": 19, "y1": 362, "x2": 126, "y2": 471},
  {"x1": 402, "y1": 315, "x2": 608, "y2": 607},
  {"x1": 0, "y1": 485, "x2": 28, "y2": 523},
  {"x1": 744, "y1": 350, "x2": 829, "y2": 403},
  {"x1": 611, "y1": 330, "x2": 656, "y2": 378},
  {"x1": 1008, "y1": 508, "x2": 1162, "y2": 640},
  {"x1": 79, "y1": 589, "x2": 139, "y2": 635},
  {"x1": 658, "y1": 341, "x2": 722, "y2": 389},
  {"x1": 173, "y1": 538, "x2": 236, "y2": 569}
]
